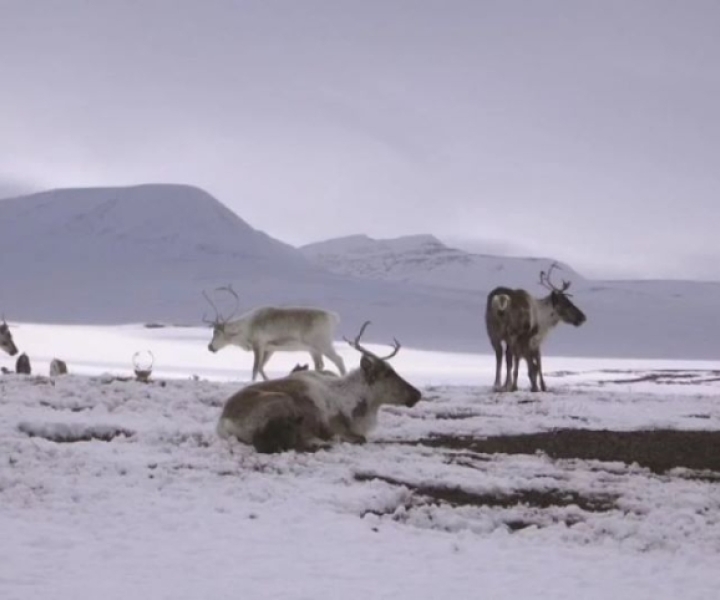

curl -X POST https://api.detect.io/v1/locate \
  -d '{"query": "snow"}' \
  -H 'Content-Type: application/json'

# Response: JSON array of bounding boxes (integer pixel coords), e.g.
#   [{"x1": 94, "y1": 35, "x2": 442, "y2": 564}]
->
[{"x1": 1, "y1": 323, "x2": 719, "y2": 599}]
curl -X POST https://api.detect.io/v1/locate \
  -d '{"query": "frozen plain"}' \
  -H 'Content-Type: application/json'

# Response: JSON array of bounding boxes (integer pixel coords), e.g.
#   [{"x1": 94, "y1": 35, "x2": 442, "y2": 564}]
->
[{"x1": 1, "y1": 322, "x2": 719, "y2": 600}]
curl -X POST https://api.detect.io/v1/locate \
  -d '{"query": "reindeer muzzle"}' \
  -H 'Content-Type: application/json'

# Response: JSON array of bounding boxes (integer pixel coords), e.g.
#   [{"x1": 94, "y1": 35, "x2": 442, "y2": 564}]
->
[{"x1": 405, "y1": 386, "x2": 422, "y2": 407}]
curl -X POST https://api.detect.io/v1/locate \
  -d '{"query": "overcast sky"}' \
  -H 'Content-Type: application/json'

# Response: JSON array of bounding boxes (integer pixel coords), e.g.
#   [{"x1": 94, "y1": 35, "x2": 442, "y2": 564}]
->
[{"x1": 1, "y1": 1, "x2": 719, "y2": 280}]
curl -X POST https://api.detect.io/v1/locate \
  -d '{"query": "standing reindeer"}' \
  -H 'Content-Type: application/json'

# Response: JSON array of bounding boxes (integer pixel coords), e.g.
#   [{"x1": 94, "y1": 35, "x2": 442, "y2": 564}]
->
[
  {"x1": 203, "y1": 285, "x2": 346, "y2": 381},
  {"x1": 486, "y1": 263, "x2": 587, "y2": 392},
  {"x1": 0, "y1": 317, "x2": 19, "y2": 357},
  {"x1": 216, "y1": 320, "x2": 421, "y2": 453}
]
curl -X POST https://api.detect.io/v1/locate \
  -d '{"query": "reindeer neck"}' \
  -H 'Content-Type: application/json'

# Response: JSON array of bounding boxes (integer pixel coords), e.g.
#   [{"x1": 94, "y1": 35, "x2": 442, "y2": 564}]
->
[
  {"x1": 325, "y1": 369, "x2": 378, "y2": 414},
  {"x1": 535, "y1": 294, "x2": 562, "y2": 333}
]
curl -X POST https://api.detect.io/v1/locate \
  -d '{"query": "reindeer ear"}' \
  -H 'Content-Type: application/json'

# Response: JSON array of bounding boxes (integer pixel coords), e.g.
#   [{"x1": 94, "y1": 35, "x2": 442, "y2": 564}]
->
[{"x1": 360, "y1": 355, "x2": 380, "y2": 380}]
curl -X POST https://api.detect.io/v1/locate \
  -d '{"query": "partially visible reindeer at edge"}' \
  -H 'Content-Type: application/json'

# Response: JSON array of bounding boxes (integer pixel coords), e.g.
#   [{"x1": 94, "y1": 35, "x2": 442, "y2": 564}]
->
[
  {"x1": 486, "y1": 263, "x2": 587, "y2": 392},
  {"x1": 0, "y1": 316, "x2": 18, "y2": 357},
  {"x1": 216, "y1": 320, "x2": 421, "y2": 453},
  {"x1": 203, "y1": 285, "x2": 346, "y2": 381}
]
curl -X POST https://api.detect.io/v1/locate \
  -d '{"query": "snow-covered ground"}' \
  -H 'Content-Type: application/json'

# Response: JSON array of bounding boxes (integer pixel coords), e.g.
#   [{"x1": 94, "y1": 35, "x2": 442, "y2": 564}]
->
[{"x1": 1, "y1": 323, "x2": 719, "y2": 599}]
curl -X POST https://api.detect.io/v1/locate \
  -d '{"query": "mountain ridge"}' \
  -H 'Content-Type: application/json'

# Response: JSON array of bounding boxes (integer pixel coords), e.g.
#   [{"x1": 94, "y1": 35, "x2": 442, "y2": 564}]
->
[{"x1": 2, "y1": 184, "x2": 719, "y2": 360}]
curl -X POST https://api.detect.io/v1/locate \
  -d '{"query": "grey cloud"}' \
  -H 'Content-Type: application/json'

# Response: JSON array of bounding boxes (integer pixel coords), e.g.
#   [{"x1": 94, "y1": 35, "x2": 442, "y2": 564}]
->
[{"x1": 1, "y1": 0, "x2": 718, "y2": 280}]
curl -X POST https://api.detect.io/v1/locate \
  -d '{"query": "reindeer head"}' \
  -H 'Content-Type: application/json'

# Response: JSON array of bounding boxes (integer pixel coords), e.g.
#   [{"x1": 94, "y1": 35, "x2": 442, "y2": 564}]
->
[
  {"x1": 203, "y1": 285, "x2": 243, "y2": 352},
  {"x1": 539, "y1": 263, "x2": 587, "y2": 327},
  {"x1": 291, "y1": 363, "x2": 310, "y2": 374},
  {"x1": 344, "y1": 321, "x2": 421, "y2": 408},
  {"x1": 0, "y1": 317, "x2": 18, "y2": 357}
]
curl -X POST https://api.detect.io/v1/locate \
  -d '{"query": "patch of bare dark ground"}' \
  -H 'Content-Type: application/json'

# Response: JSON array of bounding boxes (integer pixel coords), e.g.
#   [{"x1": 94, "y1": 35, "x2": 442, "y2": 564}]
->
[
  {"x1": 38, "y1": 400, "x2": 93, "y2": 412},
  {"x1": 546, "y1": 368, "x2": 720, "y2": 385},
  {"x1": 413, "y1": 429, "x2": 720, "y2": 475},
  {"x1": 355, "y1": 472, "x2": 618, "y2": 530},
  {"x1": 18, "y1": 422, "x2": 134, "y2": 443}
]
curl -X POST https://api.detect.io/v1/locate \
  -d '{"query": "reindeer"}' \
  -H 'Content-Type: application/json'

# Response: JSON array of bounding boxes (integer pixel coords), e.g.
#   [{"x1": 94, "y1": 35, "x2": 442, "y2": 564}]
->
[
  {"x1": 49, "y1": 358, "x2": 68, "y2": 376},
  {"x1": 0, "y1": 317, "x2": 18, "y2": 357},
  {"x1": 15, "y1": 352, "x2": 31, "y2": 375},
  {"x1": 486, "y1": 263, "x2": 586, "y2": 392},
  {"x1": 203, "y1": 285, "x2": 346, "y2": 381},
  {"x1": 216, "y1": 321, "x2": 421, "y2": 453}
]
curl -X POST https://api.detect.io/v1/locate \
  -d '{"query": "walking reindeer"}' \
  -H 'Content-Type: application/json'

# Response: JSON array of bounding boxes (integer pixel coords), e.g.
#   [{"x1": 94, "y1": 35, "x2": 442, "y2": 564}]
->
[
  {"x1": 0, "y1": 317, "x2": 19, "y2": 357},
  {"x1": 203, "y1": 285, "x2": 346, "y2": 381},
  {"x1": 486, "y1": 263, "x2": 586, "y2": 392},
  {"x1": 216, "y1": 320, "x2": 421, "y2": 453}
]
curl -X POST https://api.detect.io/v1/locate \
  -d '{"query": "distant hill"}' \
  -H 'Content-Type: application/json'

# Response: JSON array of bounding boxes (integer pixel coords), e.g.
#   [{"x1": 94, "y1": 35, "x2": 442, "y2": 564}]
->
[
  {"x1": 300, "y1": 233, "x2": 720, "y2": 360},
  {"x1": 300, "y1": 234, "x2": 582, "y2": 291},
  {"x1": 1, "y1": 185, "x2": 719, "y2": 360},
  {"x1": 0, "y1": 185, "x2": 486, "y2": 352}
]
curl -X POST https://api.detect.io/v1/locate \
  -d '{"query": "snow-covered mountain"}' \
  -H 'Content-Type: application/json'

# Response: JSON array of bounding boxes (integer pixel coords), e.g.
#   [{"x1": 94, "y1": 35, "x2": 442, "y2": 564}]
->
[
  {"x1": 0, "y1": 185, "x2": 485, "y2": 352},
  {"x1": 300, "y1": 234, "x2": 582, "y2": 291},
  {"x1": 1, "y1": 185, "x2": 719, "y2": 360},
  {"x1": 300, "y1": 233, "x2": 720, "y2": 360}
]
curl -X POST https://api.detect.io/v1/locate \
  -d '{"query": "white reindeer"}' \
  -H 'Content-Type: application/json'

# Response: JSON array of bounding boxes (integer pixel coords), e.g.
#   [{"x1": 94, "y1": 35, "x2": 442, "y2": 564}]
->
[
  {"x1": 203, "y1": 285, "x2": 346, "y2": 381},
  {"x1": 0, "y1": 316, "x2": 19, "y2": 357},
  {"x1": 486, "y1": 263, "x2": 587, "y2": 392},
  {"x1": 216, "y1": 320, "x2": 422, "y2": 452}
]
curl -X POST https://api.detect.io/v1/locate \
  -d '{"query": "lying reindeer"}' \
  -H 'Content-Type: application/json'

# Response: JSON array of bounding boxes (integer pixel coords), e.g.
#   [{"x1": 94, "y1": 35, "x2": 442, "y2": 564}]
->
[
  {"x1": 486, "y1": 263, "x2": 586, "y2": 392},
  {"x1": 0, "y1": 316, "x2": 19, "y2": 357},
  {"x1": 203, "y1": 285, "x2": 346, "y2": 381},
  {"x1": 216, "y1": 321, "x2": 421, "y2": 453}
]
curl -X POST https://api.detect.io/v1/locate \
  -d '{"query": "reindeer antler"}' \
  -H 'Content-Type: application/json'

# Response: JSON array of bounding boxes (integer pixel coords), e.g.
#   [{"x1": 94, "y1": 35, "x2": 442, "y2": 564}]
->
[
  {"x1": 201, "y1": 284, "x2": 241, "y2": 325},
  {"x1": 133, "y1": 350, "x2": 154, "y2": 370},
  {"x1": 202, "y1": 290, "x2": 222, "y2": 325},
  {"x1": 344, "y1": 320, "x2": 402, "y2": 361},
  {"x1": 539, "y1": 262, "x2": 573, "y2": 295}
]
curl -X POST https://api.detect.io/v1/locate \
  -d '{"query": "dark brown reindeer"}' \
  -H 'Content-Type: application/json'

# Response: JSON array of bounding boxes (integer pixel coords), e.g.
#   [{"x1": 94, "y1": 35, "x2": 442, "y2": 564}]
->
[
  {"x1": 15, "y1": 352, "x2": 31, "y2": 375},
  {"x1": 486, "y1": 263, "x2": 587, "y2": 392},
  {"x1": 216, "y1": 321, "x2": 421, "y2": 453}
]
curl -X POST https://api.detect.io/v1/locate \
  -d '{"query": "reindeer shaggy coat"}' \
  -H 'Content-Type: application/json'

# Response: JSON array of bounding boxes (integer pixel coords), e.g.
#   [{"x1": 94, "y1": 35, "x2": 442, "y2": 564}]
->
[
  {"x1": 216, "y1": 323, "x2": 421, "y2": 453},
  {"x1": 486, "y1": 266, "x2": 586, "y2": 392},
  {"x1": 204, "y1": 285, "x2": 346, "y2": 381}
]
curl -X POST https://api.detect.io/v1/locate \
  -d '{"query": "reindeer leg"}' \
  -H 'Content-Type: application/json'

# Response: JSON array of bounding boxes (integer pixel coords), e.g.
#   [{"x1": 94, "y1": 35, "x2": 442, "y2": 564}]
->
[
  {"x1": 527, "y1": 350, "x2": 540, "y2": 392},
  {"x1": 329, "y1": 414, "x2": 366, "y2": 444},
  {"x1": 492, "y1": 341, "x2": 503, "y2": 391},
  {"x1": 251, "y1": 345, "x2": 262, "y2": 381},
  {"x1": 323, "y1": 346, "x2": 346, "y2": 376},
  {"x1": 259, "y1": 350, "x2": 274, "y2": 381},
  {"x1": 510, "y1": 350, "x2": 520, "y2": 392},
  {"x1": 503, "y1": 344, "x2": 513, "y2": 391},
  {"x1": 256, "y1": 348, "x2": 271, "y2": 381},
  {"x1": 311, "y1": 352, "x2": 324, "y2": 371},
  {"x1": 536, "y1": 351, "x2": 547, "y2": 392}
]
